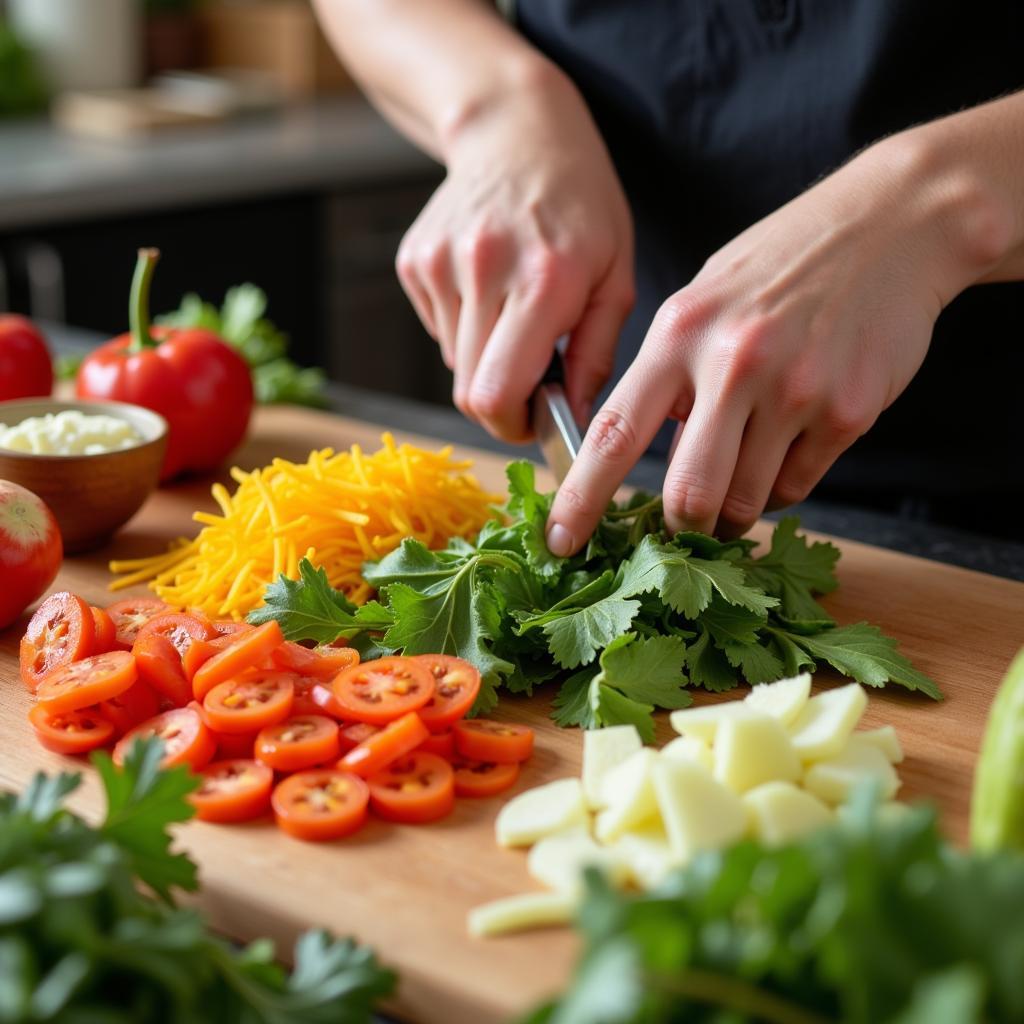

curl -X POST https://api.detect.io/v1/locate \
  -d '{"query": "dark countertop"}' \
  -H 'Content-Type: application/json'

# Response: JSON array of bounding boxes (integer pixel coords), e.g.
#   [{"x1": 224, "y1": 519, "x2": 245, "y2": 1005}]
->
[{"x1": 39, "y1": 323, "x2": 1024, "y2": 584}]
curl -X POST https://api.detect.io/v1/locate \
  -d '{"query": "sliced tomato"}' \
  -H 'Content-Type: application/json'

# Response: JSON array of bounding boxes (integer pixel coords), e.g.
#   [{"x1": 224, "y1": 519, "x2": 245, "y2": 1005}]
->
[
  {"x1": 113, "y1": 706, "x2": 215, "y2": 769},
  {"x1": 29, "y1": 703, "x2": 115, "y2": 755},
  {"x1": 419, "y1": 729, "x2": 455, "y2": 759},
  {"x1": 256, "y1": 715, "x2": 340, "y2": 773},
  {"x1": 367, "y1": 751, "x2": 455, "y2": 823},
  {"x1": 452, "y1": 758, "x2": 521, "y2": 798},
  {"x1": 98, "y1": 680, "x2": 161, "y2": 735},
  {"x1": 454, "y1": 719, "x2": 534, "y2": 764},
  {"x1": 271, "y1": 641, "x2": 360, "y2": 680},
  {"x1": 202, "y1": 670, "x2": 295, "y2": 734},
  {"x1": 19, "y1": 592, "x2": 94, "y2": 692},
  {"x1": 190, "y1": 759, "x2": 273, "y2": 823},
  {"x1": 132, "y1": 632, "x2": 191, "y2": 707},
  {"x1": 309, "y1": 681, "x2": 349, "y2": 720},
  {"x1": 182, "y1": 637, "x2": 220, "y2": 682},
  {"x1": 337, "y1": 721, "x2": 380, "y2": 754},
  {"x1": 137, "y1": 611, "x2": 213, "y2": 658},
  {"x1": 90, "y1": 605, "x2": 118, "y2": 654},
  {"x1": 291, "y1": 676, "x2": 323, "y2": 717},
  {"x1": 36, "y1": 650, "x2": 137, "y2": 715},
  {"x1": 105, "y1": 596, "x2": 168, "y2": 650},
  {"x1": 413, "y1": 654, "x2": 481, "y2": 731},
  {"x1": 338, "y1": 711, "x2": 428, "y2": 778},
  {"x1": 192, "y1": 621, "x2": 284, "y2": 702},
  {"x1": 211, "y1": 620, "x2": 254, "y2": 639},
  {"x1": 331, "y1": 657, "x2": 434, "y2": 726},
  {"x1": 272, "y1": 769, "x2": 369, "y2": 841},
  {"x1": 215, "y1": 730, "x2": 258, "y2": 759}
]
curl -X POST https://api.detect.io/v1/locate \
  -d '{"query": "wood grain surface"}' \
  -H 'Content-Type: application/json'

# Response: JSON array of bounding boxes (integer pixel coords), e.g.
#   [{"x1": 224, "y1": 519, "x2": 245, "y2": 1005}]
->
[{"x1": 2, "y1": 405, "x2": 1023, "y2": 1024}]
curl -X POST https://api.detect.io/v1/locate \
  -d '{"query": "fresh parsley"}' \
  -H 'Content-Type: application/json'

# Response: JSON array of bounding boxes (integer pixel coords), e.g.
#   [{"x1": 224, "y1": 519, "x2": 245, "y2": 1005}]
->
[
  {"x1": 526, "y1": 791, "x2": 1024, "y2": 1024},
  {"x1": 250, "y1": 461, "x2": 942, "y2": 730},
  {"x1": 0, "y1": 737, "x2": 394, "y2": 1023}
]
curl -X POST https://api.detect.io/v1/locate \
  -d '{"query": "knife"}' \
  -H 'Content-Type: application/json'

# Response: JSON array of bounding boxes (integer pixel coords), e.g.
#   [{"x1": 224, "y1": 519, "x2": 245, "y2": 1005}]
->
[{"x1": 531, "y1": 349, "x2": 583, "y2": 484}]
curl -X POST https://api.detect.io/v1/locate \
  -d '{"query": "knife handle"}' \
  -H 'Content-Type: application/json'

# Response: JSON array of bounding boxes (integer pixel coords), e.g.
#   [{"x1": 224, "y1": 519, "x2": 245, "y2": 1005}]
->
[{"x1": 540, "y1": 351, "x2": 566, "y2": 387}]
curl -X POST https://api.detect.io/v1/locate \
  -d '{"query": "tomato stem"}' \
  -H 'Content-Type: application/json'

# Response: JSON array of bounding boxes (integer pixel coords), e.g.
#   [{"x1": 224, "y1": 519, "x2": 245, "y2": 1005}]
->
[{"x1": 128, "y1": 248, "x2": 161, "y2": 353}]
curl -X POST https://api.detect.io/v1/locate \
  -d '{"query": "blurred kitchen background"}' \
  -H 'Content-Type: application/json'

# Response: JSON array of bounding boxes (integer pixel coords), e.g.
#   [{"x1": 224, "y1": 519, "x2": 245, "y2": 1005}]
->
[{"x1": 0, "y1": 0, "x2": 450, "y2": 403}]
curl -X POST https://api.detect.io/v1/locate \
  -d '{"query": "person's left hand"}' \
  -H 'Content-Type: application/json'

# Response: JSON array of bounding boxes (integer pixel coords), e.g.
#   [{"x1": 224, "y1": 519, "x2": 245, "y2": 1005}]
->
[{"x1": 544, "y1": 127, "x2": 1008, "y2": 553}]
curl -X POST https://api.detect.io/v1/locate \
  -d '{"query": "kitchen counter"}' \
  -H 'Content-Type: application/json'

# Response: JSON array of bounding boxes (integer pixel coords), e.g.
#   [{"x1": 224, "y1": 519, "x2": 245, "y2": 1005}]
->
[
  {"x1": 46, "y1": 322, "x2": 1024, "y2": 584},
  {"x1": 0, "y1": 96, "x2": 434, "y2": 231}
]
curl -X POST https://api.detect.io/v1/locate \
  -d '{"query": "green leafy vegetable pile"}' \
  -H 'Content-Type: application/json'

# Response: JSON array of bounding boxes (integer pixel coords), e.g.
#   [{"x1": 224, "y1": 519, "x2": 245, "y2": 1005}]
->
[
  {"x1": 526, "y1": 791, "x2": 1024, "y2": 1024},
  {"x1": 251, "y1": 462, "x2": 940, "y2": 739},
  {"x1": 0, "y1": 738, "x2": 393, "y2": 1023},
  {"x1": 157, "y1": 283, "x2": 328, "y2": 407}
]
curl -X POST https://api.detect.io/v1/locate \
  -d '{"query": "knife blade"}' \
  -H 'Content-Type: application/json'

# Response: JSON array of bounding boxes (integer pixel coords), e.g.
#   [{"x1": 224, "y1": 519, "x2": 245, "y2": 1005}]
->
[{"x1": 531, "y1": 350, "x2": 583, "y2": 484}]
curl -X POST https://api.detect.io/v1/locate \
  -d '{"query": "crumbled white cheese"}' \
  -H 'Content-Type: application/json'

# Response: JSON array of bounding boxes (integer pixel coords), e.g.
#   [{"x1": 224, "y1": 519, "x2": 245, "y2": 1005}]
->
[{"x1": 0, "y1": 410, "x2": 142, "y2": 456}]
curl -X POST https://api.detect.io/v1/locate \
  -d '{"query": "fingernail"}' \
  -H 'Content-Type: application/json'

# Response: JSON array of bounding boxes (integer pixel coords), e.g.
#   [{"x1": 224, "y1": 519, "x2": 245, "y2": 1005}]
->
[{"x1": 546, "y1": 523, "x2": 574, "y2": 558}]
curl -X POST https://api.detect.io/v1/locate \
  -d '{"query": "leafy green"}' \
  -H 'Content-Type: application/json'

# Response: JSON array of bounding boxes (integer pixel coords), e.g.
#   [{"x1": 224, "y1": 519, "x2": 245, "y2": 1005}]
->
[
  {"x1": 0, "y1": 736, "x2": 394, "y2": 1023},
  {"x1": 251, "y1": 461, "x2": 941, "y2": 732},
  {"x1": 531, "y1": 792, "x2": 1024, "y2": 1024},
  {"x1": 0, "y1": 21, "x2": 48, "y2": 118},
  {"x1": 156, "y1": 284, "x2": 328, "y2": 407}
]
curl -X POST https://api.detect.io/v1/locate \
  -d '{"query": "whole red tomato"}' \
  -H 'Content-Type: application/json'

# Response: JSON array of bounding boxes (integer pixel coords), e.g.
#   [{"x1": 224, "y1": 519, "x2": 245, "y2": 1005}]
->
[
  {"x1": 0, "y1": 315, "x2": 53, "y2": 400},
  {"x1": 0, "y1": 480, "x2": 63, "y2": 630},
  {"x1": 76, "y1": 249, "x2": 253, "y2": 481}
]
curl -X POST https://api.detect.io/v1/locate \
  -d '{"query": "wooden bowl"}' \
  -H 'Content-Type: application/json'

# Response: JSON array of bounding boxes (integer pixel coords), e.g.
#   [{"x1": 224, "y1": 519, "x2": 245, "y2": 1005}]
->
[{"x1": 0, "y1": 398, "x2": 168, "y2": 554}]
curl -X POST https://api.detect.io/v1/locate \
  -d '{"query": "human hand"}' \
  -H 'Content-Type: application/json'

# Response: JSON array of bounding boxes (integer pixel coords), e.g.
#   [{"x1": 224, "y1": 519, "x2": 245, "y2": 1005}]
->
[
  {"x1": 396, "y1": 67, "x2": 635, "y2": 441},
  {"x1": 545, "y1": 129, "x2": 1006, "y2": 553}
]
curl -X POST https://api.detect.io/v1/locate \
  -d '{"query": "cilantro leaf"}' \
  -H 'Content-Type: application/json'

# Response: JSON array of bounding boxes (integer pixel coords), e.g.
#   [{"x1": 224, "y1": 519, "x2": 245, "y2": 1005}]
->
[
  {"x1": 93, "y1": 738, "x2": 199, "y2": 901},
  {"x1": 742, "y1": 516, "x2": 840, "y2": 622},
  {"x1": 685, "y1": 627, "x2": 740, "y2": 692},
  {"x1": 778, "y1": 622, "x2": 943, "y2": 700},
  {"x1": 505, "y1": 461, "x2": 561, "y2": 578},
  {"x1": 597, "y1": 633, "x2": 692, "y2": 710},
  {"x1": 249, "y1": 559, "x2": 392, "y2": 643},
  {"x1": 551, "y1": 667, "x2": 600, "y2": 729},
  {"x1": 590, "y1": 682, "x2": 657, "y2": 744},
  {"x1": 769, "y1": 628, "x2": 819, "y2": 677}
]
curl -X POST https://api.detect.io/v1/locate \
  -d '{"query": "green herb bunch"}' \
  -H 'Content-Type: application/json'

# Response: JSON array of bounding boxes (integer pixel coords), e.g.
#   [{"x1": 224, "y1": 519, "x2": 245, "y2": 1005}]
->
[
  {"x1": 527, "y1": 791, "x2": 1024, "y2": 1024},
  {"x1": 0, "y1": 739, "x2": 393, "y2": 1023},
  {"x1": 251, "y1": 462, "x2": 939, "y2": 737}
]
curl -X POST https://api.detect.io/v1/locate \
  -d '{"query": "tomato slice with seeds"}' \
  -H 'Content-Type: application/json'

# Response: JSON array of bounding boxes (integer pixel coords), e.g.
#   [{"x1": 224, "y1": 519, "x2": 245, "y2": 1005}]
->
[
  {"x1": 132, "y1": 633, "x2": 191, "y2": 707},
  {"x1": 192, "y1": 621, "x2": 284, "y2": 702},
  {"x1": 182, "y1": 637, "x2": 220, "y2": 682},
  {"x1": 337, "y1": 721, "x2": 380, "y2": 754},
  {"x1": 137, "y1": 611, "x2": 213, "y2": 658},
  {"x1": 454, "y1": 718, "x2": 534, "y2": 764},
  {"x1": 255, "y1": 715, "x2": 340, "y2": 773},
  {"x1": 19, "y1": 592, "x2": 94, "y2": 692},
  {"x1": 271, "y1": 641, "x2": 360, "y2": 680},
  {"x1": 105, "y1": 596, "x2": 168, "y2": 650},
  {"x1": 202, "y1": 670, "x2": 295, "y2": 734},
  {"x1": 98, "y1": 680, "x2": 161, "y2": 735},
  {"x1": 91, "y1": 606, "x2": 118, "y2": 654},
  {"x1": 419, "y1": 729, "x2": 455, "y2": 759},
  {"x1": 338, "y1": 711, "x2": 428, "y2": 778},
  {"x1": 214, "y1": 728, "x2": 258, "y2": 760},
  {"x1": 190, "y1": 759, "x2": 273, "y2": 823},
  {"x1": 309, "y1": 680, "x2": 350, "y2": 720},
  {"x1": 452, "y1": 757, "x2": 521, "y2": 798},
  {"x1": 272, "y1": 769, "x2": 369, "y2": 841},
  {"x1": 413, "y1": 654, "x2": 481, "y2": 731},
  {"x1": 113, "y1": 706, "x2": 216, "y2": 770},
  {"x1": 211, "y1": 620, "x2": 254, "y2": 639},
  {"x1": 331, "y1": 656, "x2": 434, "y2": 725},
  {"x1": 36, "y1": 650, "x2": 137, "y2": 714},
  {"x1": 28, "y1": 703, "x2": 115, "y2": 755},
  {"x1": 367, "y1": 751, "x2": 455, "y2": 823}
]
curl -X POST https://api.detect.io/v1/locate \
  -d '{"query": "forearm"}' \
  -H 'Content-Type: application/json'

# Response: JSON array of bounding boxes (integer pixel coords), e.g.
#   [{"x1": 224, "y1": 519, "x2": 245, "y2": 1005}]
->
[{"x1": 311, "y1": 0, "x2": 562, "y2": 162}]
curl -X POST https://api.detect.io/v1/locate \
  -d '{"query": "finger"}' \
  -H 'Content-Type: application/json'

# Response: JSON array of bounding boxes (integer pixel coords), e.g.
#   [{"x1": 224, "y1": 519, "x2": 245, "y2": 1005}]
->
[
  {"x1": 661, "y1": 391, "x2": 751, "y2": 536},
  {"x1": 715, "y1": 409, "x2": 803, "y2": 537},
  {"x1": 562, "y1": 279, "x2": 634, "y2": 426},
  {"x1": 452, "y1": 293, "x2": 502, "y2": 415},
  {"x1": 395, "y1": 252, "x2": 440, "y2": 345},
  {"x1": 416, "y1": 243, "x2": 460, "y2": 367},
  {"x1": 464, "y1": 288, "x2": 571, "y2": 441},
  {"x1": 766, "y1": 415, "x2": 866, "y2": 511},
  {"x1": 545, "y1": 353, "x2": 683, "y2": 556}
]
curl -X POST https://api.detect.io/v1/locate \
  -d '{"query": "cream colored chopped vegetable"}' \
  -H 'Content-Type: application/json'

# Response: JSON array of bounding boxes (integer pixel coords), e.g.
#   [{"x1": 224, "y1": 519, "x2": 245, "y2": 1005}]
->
[
  {"x1": 855, "y1": 725, "x2": 904, "y2": 764},
  {"x1": 581, "y1": 725, "x2": 642, "y2": 809},
  {"x1": 494, "y1": 778, "x2": 587, "y2": 848},
  {"x1": 743, "y1": 780, "x2": 833, "y2": 845},
  {"x1": 669, "y1": 701, "x2": 751, "y2": 743},
  {"x1": 467, "y1": 890, "x2": 577, "y2": 937},
  {"x1": 594, "y1": 748, "x2": 660, "y2": 842},
  {"x1": 803, "y1": 736, "x2": 901, "y2": 805},
  {"x1": 788, "y1": 683, "x2": 867, "y2": 761},
  {"x1": 713, "y1": 711, "x2": 801, "y2": 793},
  {"x1": 744, "y1": 673, "x2": 811, "y2": 726},
  {"x1": 527, "y1": 832, "x2": 628, "y2": 893},
  {"x1": 660, "y1": 734, "x2": 713, "y2": 771},
  {"x1": 609, "y1": 823, "x2": 679, "y2": 890}
]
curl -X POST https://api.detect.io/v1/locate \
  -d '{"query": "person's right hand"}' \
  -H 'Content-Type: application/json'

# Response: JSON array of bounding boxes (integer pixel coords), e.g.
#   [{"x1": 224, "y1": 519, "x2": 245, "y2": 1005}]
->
[{"x1": 396, "y1": 67, "x2": 636, "y2": 441}]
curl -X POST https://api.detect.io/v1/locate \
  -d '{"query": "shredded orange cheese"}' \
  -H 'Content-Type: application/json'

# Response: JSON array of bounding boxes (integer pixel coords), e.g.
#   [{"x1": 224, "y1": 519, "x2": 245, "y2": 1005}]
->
[{"x1": 109, "y1": 433, "x2": 501, "y2": 619}]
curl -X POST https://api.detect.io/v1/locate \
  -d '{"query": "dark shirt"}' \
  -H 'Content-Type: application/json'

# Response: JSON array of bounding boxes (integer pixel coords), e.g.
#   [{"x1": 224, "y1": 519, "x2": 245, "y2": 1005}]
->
[{"x1": 515, "y1": 0, "x2": 1024, "y2": 536}]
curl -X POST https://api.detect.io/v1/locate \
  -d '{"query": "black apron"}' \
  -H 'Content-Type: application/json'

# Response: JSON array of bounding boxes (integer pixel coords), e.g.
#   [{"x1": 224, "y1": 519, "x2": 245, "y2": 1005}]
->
[{"x1": 515, "y1": 0, "x2": 1024, "y2": 537}]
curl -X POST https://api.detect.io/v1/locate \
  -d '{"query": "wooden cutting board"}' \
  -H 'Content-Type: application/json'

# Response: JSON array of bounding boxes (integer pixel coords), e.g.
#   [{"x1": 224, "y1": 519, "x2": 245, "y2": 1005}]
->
[{"x1": 2, "y1": 405, "x2": 1023, "y2": 1024}]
